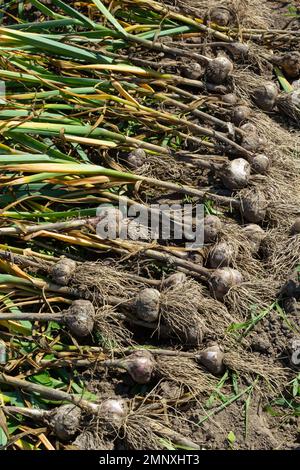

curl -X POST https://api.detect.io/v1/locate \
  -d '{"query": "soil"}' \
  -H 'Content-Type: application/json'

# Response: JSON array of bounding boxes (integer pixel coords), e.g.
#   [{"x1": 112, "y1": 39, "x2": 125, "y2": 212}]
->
[
  {"x1": 183, "y1": 395, "x2": 300, "y2": 450},
  {"x1": 1, "y1": 0, "x2": 300, "y2": 452}
]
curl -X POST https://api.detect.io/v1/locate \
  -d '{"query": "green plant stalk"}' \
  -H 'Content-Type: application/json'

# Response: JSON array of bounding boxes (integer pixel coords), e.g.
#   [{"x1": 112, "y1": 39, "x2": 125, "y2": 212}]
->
[
  {"x1": 9, "y1": 134, "x2": 78, "y2": 162},
  {"x1": 274, "y1": 66, "x2": 293, "y2": 93},
  {"x1": 0, "y1": 69, "x2": 107, "y2": 87},
  {"x1": 0, "y1": 27, "x2": 112, "y2": 64},
  {"x1": 0, "y1": 110, "x2": 79, "y2": 123},
  {"x1": 29, "y1": 0, "x2": 66, "y2": 19},
  {"x1": 8, "y1": 19, "x2": 83, "y2": 30},
  {"x1": 2, "y1": 122, "x2": 170, "y2": 155}
]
